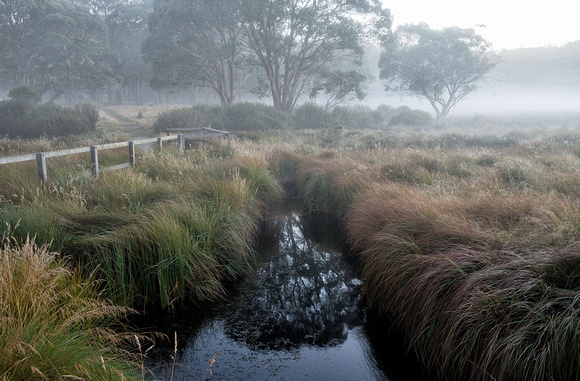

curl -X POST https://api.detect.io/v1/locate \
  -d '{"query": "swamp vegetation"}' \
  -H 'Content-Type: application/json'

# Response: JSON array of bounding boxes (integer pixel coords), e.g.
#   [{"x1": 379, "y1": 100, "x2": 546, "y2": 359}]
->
[{"x1": 1, "y1": 107, "x2": 580, "y2": 380}]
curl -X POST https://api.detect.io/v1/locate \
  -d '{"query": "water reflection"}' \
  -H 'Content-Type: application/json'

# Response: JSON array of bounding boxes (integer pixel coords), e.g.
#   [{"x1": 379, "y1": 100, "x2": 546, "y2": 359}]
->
[
  {"x1": 143, "y1": 213, "x2": 426, "y2": 380},
  {"x1": 223, "y1": 214, "x2": 363, "y2": 350}
]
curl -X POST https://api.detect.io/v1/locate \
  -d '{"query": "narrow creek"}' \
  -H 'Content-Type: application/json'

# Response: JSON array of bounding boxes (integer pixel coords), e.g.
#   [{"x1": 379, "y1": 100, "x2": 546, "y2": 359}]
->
[{"x1": 141, "y1": 213, "x2": 428, "y2": 380}]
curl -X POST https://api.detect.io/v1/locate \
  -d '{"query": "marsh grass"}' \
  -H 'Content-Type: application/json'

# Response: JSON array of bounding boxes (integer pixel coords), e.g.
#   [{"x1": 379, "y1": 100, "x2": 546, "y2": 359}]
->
[
  {"x1": 293, "y1": 154, "x2": 371, "y2": 219},
  {"x1": 1, "y1": 132, "x2": 283, "y2": 310},
  {"x1": 288, "y1": 123, "x2": 580, "y2": 380},
  {"x1": 0, "y1": 233, "x2": 140, "y2": 380},
  {"x1": 3, "y1": 112, "x2": 580, "y2": 380},
  {"x1": 342, "y1": 188, "x2": 580, "y2": 380}
]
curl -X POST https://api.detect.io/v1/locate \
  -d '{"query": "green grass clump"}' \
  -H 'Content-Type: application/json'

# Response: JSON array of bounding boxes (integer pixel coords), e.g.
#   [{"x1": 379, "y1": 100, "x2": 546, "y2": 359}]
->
[
  {"x1": 0, "y1": 235, "x2": 140, "y2": 380},
  {"x1": 76, "y1": 193, "x2": 258, "y2": 308}
]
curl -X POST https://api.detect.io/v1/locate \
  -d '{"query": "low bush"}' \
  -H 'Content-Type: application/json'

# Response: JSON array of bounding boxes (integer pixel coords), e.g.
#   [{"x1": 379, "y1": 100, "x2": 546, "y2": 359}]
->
[
  {"x1": 331, "y1": 105, "x2": 384, "y2": 129},
  {"x1": 0, "y1": 97, "x2": 98, "y2": 138},
  {"x1": 154, "y1": 103, "x2": 292, "y2": 133},
  {"x1": 293, "y1": 102, "x2": 329, "y2": 129},
  {"x1": 224, "y1": 102, "x2": 292, "y2": 131},
  {"x1": 153, "y1": 106, "x2": 210, "y2": 133},
  {"x1": 388, "y1": 108, "x2": 433, "y2": 127}
]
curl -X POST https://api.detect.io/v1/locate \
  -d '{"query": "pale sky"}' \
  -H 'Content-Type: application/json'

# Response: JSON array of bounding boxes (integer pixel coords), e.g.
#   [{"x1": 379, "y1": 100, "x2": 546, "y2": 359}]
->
[{"x1": 383, "y1": 0, "x2": 580, "y2": 50}]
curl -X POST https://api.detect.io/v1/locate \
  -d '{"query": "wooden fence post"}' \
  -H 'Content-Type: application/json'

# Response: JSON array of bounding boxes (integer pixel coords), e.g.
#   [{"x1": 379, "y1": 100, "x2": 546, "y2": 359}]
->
[
  {"x1": 157, "y1": 137, "x2": 163, "y2": 150},
  {"x1": 90, "y1": 145, "x2": 99, "y2": 178},
  {"x1": 36, "y1": 152, "x2": 47, "y2": 184},
  {"x1": 129, "y1": 141, "x2": 136, "y2": 167},
  {"x1": 227, "y1": 133, "x2": 232, "y2": 149},
  {"x1": 178, "y1": 134, "x2": 185, "y2": 150}
]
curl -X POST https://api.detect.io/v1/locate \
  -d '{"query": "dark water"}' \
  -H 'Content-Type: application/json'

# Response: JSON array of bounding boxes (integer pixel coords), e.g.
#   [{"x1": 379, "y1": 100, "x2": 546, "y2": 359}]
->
[{"x1": 142, "y1": 213, "x2": 427, "y2": 380}]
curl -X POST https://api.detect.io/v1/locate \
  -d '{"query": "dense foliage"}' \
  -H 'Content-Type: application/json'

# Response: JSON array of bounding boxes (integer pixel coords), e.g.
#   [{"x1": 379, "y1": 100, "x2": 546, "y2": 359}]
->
[
  {"x1": 0, "y1": 87, "x2": 99, "y2": 138},
  {"x1": 154, "y1": 102, "x2": 395, "y2": 133},
  {"x1": 143, "y1": 0, "x2": 392, "y2": 111},
  {"x1": 0, "y1": 0, "x2": 117, "y2": 102},
  {"x1": 153, "y1": 103, "x2": 293, "y2": 133},
  {"x1": 153, "y1": 102, "x2": 432, "y2": 132},
  {"x1": 388, "y1": 107, "x2": 433, "y2": 127}
]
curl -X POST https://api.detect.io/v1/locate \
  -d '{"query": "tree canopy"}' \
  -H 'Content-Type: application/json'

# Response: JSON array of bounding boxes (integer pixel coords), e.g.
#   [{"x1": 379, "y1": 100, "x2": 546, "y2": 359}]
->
[
  {"x1": 143, "y1": 0, "x2": 245, "y2": 105},
  {"x1": 379, "y1": 23, "x2": 497, "y2": 121},
  {"x1": 143, "y1": 0, "x2": 391, "y2": 111},
  {"x1": 0, "y1": 0, "x2": 117, "y2": 101},
  {"x1": 241, "y1": 0, "x2": 391, "y2": 112}
]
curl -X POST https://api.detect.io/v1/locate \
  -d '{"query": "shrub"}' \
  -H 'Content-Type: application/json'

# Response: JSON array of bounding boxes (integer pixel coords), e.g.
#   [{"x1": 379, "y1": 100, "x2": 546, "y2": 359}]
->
[
  {"x1": 0, "y1": 91, "x2": 98, "y2": 138},
  {"x1": 154, "y1": 103, "x2": 292, "y2": 133},
  {"x1": 224, "y1": 102, "x2": 292, "y2": 131},
  {"x1": 375, "y1": 104, "x2": 396, "y2": 121},
  {"x1": 153, "y1": 107, "x2": 208, "y2": 133},
  {"x1": 75, "y1": 103, "x2": 99, "y2": 130},
  {"x1": 330, "y1": 105, "x2": 384, "y2": 129},
  {"x1": 0, "y1": 99, "x2": 28, "y2": 137},
  {"x1": 388, "y1": 108, "x2": 433, "y2": 127},
  {"x1": 8, "y1": 85, "x2": 41, "y2": 107},
  {"x1": 293, "y1": 102, "x2": 328, "y2": 129},
  {"x1": 30, "y1": 106, "x2": 89, "y2": 136}
]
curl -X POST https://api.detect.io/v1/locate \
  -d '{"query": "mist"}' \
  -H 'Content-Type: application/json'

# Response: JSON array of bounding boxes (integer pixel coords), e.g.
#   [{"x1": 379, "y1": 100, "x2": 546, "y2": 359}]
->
[{"x1": 359, "y1": 41, "x2": 580, "y2": 118}]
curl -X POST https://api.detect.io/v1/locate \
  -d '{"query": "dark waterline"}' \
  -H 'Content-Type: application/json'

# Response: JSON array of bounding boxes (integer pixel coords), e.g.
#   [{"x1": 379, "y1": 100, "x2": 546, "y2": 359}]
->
[{"x1": 141, "y1": 213, "x2": 428, "y2": 380}]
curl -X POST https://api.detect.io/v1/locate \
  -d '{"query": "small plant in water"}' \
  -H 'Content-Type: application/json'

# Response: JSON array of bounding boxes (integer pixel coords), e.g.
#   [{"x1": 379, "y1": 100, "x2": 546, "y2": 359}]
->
[{"x1": 202, "y1": 352, "x2": 221, "y2": 381}]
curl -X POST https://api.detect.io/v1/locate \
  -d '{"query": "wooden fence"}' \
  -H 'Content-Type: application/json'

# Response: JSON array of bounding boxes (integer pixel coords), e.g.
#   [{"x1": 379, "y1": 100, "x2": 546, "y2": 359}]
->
[
  {"x1": 0, "y1": 127, "x2": 231, "y2": 183},
  {"x1": 166, "y1": 127, "x2": 232, "y2": 148}
]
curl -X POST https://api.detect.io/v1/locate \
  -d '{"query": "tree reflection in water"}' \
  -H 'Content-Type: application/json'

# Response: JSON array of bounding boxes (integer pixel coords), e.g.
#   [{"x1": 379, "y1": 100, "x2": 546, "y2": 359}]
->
[
  {"x1": 142, "y1": 213, "x2": 427, "y2": 380},
  {"x1": 223, "y1": 213, "x2": 363, "y2": 350}
]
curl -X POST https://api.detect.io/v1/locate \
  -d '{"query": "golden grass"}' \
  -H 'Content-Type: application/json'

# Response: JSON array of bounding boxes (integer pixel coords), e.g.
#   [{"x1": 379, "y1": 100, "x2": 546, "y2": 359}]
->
[{"x1": 0, "y1": 233, "x2": 140, "y2": 380}]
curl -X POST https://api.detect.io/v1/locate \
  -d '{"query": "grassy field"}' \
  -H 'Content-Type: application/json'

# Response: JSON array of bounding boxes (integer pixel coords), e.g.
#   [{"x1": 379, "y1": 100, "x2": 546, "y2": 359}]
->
[{"x1": 1, "y1": 104, "x2": 580, "y2": 380}]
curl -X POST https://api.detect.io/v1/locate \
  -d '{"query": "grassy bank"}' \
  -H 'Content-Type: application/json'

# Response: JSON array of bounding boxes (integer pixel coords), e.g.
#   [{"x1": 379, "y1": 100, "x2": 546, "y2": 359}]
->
[
  {"x1": 0, "y1": 146, "x2": 282, "y2": 308},
  {"x1": 0, "y1": 133, "x2": 282, "y2": 378},
  {"x1": 290, "y1": 126, "x2": 580, "y2": 380}
]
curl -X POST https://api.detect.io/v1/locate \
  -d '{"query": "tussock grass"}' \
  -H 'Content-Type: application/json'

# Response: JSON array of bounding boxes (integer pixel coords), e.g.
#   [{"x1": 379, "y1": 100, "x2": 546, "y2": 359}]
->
[
  {"x1": 289, "y1": 124, "x2": 580, "y2": 380},
  {"x1": 1, "y1": 135, "x2": 282, "y2": 309},
  {"x1": 65, "y1": 162, "x2": 280, "y2": 308},
  {"x1": 3, "y1": 111, "x2": 580, "y2": 380},
  {"x1": 77, "y1": 194, "x2": 257, "y2": 307},
  {"x1": 293, "y1": 154, "x2": 371, "y2": 218},
  {"x1": 0, "y1": 234, "x2": 140, "y2": 380},
  {"x1": 344, "y1": 188, "x2": 580, "y2": 380}
]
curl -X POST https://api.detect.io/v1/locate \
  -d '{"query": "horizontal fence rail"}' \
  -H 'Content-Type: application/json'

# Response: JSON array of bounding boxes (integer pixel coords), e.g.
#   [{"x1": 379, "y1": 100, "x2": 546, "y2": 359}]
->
[
  {"x1": 166, "y1": 127, "x2": 232, "y2": 149},
  {"x1": 0, "y1": 128, "x2": 231, "y2": 183}
]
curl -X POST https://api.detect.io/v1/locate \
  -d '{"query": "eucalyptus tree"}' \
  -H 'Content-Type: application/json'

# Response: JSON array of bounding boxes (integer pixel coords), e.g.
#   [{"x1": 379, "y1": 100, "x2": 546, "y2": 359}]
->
[
  {"x1": 379, "y1": 23, "x2": 497, "y2": 121},
  {"x1": 106, "y1": 1, "x2": 152, "y2": 104},
  {"x1": 143, "y1": 0, "x2": 247, "y2": 105},
  {"x1": 0, "y1": 0, "x2": 117, "y2": 101},
  {"x1": 241, "y1": 0, "x2": 391, "y2": 112},
  {"x1": 70, "y1": 0, "x2": 125, "y2": 16},
  {"x1": 309, "y1": 69, "x2": 366, "y2": 110},
  {"x1": 0, "y1": 0, "x2": 49, "y2": 86}
]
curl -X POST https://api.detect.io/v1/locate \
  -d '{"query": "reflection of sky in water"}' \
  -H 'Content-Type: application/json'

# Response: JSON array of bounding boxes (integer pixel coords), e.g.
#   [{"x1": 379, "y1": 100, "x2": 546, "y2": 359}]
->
[{"x1": 145, "y1": 214, "x2": 389, "y2": 380}]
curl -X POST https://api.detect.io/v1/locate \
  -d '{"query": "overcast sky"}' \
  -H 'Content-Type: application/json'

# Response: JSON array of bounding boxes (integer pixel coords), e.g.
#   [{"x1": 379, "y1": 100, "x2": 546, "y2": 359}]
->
[{"x1": 383, "y1": 0, "x2": 580, "y2": 50}]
